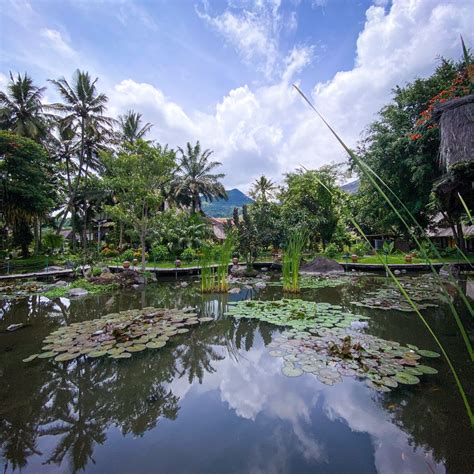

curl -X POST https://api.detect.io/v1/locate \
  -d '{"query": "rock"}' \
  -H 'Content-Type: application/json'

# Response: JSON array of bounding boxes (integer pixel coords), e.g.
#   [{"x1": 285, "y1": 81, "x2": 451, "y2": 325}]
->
[
  {"x1": 230, "y1": 265, "x2": 245, "y2": 276},
  {"x1": 244, "y1": 284, "x2": 253, "y2": 290},
  {"x1": 180, "y1": 281, "x2": 188, "y2": 288},
  {"x1": 394, "y1": 270, "x2": 401, "y2": 275},
  {"x1": 7, "y1": 323, "x2": 25, "y2": 332},
  {"x1": 300, "y1": 257, "x2": 343, "y2": 273},
  {"x1": 440, "y1": 264, "x2": 461, "y2": 278},
  {"x1": 54, "y1": 280, "x2": 68, "y2": 287},
  {"x1": 261, "y1": 267, "x2": 268, "y2": 272},
  {"x1": 68, "y1": 288, "x2": 89, "y2": 297},
  {"x1": 132, "y1": 284, "x2": 140, "y2": 289},
  {"x1": 255, "y1": 281, "x2": 266, "y2": 289},
  {"x1": 99, "y1": 272, "x2": 115, "y2": 280},
  {"x1": 228, "y1": 287, "x2": 241, "y2": 294},
  {"x1": 44, "y1": 266, "x2": 64, "y2": 272}
]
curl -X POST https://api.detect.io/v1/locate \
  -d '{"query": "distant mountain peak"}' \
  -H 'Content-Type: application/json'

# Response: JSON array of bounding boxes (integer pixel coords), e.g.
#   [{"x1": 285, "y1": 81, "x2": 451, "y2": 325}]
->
[{"x1": 202, "y1": 189, "x2": 254, "y2": 217}]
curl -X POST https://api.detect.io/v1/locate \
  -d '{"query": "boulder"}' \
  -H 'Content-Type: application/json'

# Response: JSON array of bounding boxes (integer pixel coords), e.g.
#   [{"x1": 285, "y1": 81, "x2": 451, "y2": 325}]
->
[
  {"x1": 99, "y1": 272, "x2": 115, "y2": 280},
  {"x1": 54, "y1": 280, "x2": 68, "y2": 287},
  {"x1": 300, "y1": 257, "x2": 343, "y2": 273},
  {"x1": 68, "y1": 288, "x2": 89, "y2": 297},
  {"x1": 255, "y1": 281, "x2": 266, "y2": 289}
]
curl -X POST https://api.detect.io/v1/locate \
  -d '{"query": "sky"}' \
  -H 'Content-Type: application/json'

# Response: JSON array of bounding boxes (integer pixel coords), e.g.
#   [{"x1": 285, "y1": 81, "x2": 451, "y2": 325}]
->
[{"x1": 1, "y1": 0, "x2": 473, "y2": 191}]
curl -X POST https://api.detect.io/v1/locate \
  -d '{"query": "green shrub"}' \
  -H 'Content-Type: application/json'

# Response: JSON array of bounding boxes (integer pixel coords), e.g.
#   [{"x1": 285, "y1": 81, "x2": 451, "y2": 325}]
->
[
  {"x1": 324, "y1": 243, "x2": 339, "y2": 258},
  {"x1": 151, "y1": 244, "x2": 170, "y2": 262},
  {"x1": 180, "y1": 247, "x2": 196, "y2": 261},
  {"x1": 121, "y1": 249, "x2": 135, "y2": 261},
  {"x1": 440, "y1": 246, "x2": 458, "y2": 258},
  {"x1": 352, "y1": 242, "x2": 370, "y2": 257},
  {"x1": 43, "y1": 232, "x2": 64, "y2": 252}
]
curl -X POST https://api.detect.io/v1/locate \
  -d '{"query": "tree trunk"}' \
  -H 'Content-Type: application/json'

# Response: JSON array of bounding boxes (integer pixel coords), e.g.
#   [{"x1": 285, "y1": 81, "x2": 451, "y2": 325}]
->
[
  {"x1": 33, "y1": 217, "x2": 39, "y2": 256},
  {"x1": 140, "y1": 227, "x2": 146, "y2": 271}
]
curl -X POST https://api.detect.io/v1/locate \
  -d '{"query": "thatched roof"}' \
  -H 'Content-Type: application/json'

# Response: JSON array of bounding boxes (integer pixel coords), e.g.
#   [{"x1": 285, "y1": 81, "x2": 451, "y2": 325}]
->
[{"x1": 432, "y1": 94, "x2": 474, "y2": 168}]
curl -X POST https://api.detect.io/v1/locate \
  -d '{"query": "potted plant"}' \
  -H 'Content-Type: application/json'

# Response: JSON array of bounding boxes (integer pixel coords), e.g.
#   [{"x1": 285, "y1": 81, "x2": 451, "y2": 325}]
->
[
  {"x1": 405, "y1": 253, "x2": 413, "y2": 263},
  {"x1": 123, "y1": 260, "x2": 131, "y2": 269},
  {"x1": 351, "y1": 254, "x2": 359, "y2": 263}
]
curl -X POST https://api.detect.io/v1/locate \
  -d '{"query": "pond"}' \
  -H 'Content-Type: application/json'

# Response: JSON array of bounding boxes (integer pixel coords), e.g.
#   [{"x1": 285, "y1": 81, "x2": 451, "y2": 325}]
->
[{"x1": 1, "y1": 274, "x2": 473, "y2": 473}]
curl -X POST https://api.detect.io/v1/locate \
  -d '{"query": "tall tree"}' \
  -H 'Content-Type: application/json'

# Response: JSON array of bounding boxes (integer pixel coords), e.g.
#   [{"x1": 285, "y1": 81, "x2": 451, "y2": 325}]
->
[
  {"x1": 172, "y1": 141, "x2": 227, "y2": 214},
  {"x1": 353, "y1": 56, "x2": 470, "y2": 236},
  {"x1": 249, "y1": 175, "x2": 277, "y2": 202},
  {"x1": 0, "y1": 72, "x2": 46, "y2": 140},
  {"x1": 280, "y1": 166, "x2": 341, "y2": 249},
  {"x1": 48, "y1": 70, "x2": 114, "y2": 237},
  {"x1": 103, "y1": 140, "x2": 176, "y2": 270},
  {"x1": 118, "y1": 110, "x2": 152, "y2": 144},
  {"x1": 0, "y1": 131, "x2": 55, "y2": 256}
]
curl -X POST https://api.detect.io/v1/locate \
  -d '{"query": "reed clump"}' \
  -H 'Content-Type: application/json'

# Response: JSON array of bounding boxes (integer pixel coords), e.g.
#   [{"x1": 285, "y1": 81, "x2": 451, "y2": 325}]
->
[{"x1": 282, "y1": 231, "x2": 307, "y2": 293}]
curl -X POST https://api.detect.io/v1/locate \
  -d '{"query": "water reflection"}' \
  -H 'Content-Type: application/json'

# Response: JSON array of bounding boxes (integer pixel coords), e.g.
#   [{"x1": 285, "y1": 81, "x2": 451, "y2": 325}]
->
[{"x1": 1, "y1": 277, "x2": 473, "y2": 473}]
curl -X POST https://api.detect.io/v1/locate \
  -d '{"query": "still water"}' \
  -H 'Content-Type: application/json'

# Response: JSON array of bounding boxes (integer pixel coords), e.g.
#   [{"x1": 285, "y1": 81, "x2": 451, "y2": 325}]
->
[{"x1": 1, "y1": 275, "x2": 473, "y2": 473}]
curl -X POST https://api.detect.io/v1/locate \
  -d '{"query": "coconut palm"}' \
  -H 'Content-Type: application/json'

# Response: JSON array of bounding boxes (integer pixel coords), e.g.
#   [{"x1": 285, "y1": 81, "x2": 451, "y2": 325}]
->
[
  {"x1": 172, "y1": 141, "x2": 227, "y2": 214},
  {"x1": 249, "y1": 175, "x2": 277, "y2": 202},
  {"x1": 0, "y1": 72, "x2": 46, "y2": 140},
  {"x1": 48, "y1": 70, "x2": 114, "y2": 235},
  {"x1": 118, "y1": 110, "x2": 152, "y2": 144}
]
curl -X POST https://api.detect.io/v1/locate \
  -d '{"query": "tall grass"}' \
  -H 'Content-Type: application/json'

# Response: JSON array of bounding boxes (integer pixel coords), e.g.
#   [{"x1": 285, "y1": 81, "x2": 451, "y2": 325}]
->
[
  {"x1": 216, "y1": 237, "x2": 233, "y2": 292},
  {"x1": 200, "y1": 246, "x2": 215, "y2": 293},
  {"x1": 282, "y1": 231, "x2": 306, "y2": 293},
  {"x1": 200, "y1": 237, "x2": 233, "y2": 293},
  {"x1": 293, "y1": 84, "x2": 474, "y2": 428}
]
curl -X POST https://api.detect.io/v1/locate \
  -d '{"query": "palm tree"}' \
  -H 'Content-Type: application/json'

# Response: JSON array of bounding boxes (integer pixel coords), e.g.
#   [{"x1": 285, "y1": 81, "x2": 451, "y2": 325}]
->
[
  {"x1": 0, "y1": 72, "x2": 46, "y2": 140},
  {"x1": 48, "y1": 70, "x2": 114, "y2": 236},
  {"x1": 172, "y1": 141, "x2": 227, "y2": 214},
  {"x1": 118, "y1": 110, "x2": 152, "y2": 144},
  {"x1": 249, "y1": 175, "x2": 277, "y2": 202}
]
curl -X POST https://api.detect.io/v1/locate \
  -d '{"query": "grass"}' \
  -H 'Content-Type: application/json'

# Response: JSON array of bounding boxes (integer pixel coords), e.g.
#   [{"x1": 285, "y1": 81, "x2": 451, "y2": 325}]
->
[{"x1": 282, "y1": 231, "x2": 306, "y2": 293}]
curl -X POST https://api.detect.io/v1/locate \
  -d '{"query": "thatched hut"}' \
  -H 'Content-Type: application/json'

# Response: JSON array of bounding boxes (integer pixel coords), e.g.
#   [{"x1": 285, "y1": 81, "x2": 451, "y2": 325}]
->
[
  {"x1": 432, "y1": 94, "x2": 473, "y2": 252},
  {"x1": 432, "y1": 94, "x2": 474, "y2": 168}
]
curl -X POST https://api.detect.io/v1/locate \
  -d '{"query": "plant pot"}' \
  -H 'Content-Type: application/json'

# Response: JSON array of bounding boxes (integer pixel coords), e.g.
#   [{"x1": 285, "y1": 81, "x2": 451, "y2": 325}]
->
[
  {"x1": 232, "y1": 257, "x2": 239, "y2": 265},
  {"x1": 122, "y1": 260, "x2": 131, "y2": 269},
  {"x1": 405, "y1": 254, "x2": 413, "y2": 263},
  {"x1": 175, "y1": 259, "x2": 182, "y2": 268},
  {"x1": 351, "y1": 254, "x2": 359, "y2": 263}
]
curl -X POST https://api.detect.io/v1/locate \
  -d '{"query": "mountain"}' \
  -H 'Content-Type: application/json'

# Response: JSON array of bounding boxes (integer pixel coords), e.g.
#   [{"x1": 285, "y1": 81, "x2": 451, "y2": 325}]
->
[
  {"x1": 202, "y1": 188, "x2": 254, "y2": 217},
  {"x1": 340, "y1": 179, "x2": 360, "y2": 195}
]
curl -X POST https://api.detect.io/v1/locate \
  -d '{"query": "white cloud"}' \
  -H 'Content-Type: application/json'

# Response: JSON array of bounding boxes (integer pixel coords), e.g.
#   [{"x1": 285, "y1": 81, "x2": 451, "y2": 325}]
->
[
  {"x1": 197, "y1": 0, "x2": 304, "y2": 79},
  {"x1": 40, "y1": 28, "x2": 77, "y2": 58},
  {"x1": 106, "y1": 0, "x2": 474, "y2": 191}
]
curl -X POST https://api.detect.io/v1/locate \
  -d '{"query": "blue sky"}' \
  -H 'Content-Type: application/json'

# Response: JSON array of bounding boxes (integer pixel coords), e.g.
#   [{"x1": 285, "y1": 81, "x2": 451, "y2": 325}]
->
[{"x1": 1, "y1": 0, "x2": 473, "y2": 190}]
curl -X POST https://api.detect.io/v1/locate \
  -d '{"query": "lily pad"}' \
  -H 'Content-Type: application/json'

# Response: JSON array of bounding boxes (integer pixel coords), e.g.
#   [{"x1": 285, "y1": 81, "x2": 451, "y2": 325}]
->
[
  {"x1": 394, "y1": 372, "x2": 420, "y2": 385},
  {"x1": 37, "y1": 351, "x2": 57, "y2": 359},
  {"x1": 282, "y1": 365, "x2": 303, "y2": 377},
  {"x1": 55, "y1": 353, "x2": 79, "y2": 362},
  {"x1": 416, "y1": 349, "x2": 441, "y2": 358},
  {"x1": 416, "y1": 365, "x2": 439, "y2": 374}
]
